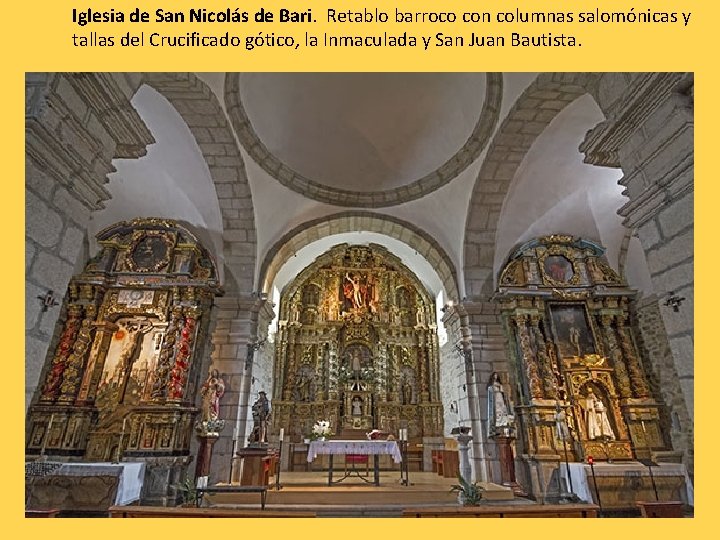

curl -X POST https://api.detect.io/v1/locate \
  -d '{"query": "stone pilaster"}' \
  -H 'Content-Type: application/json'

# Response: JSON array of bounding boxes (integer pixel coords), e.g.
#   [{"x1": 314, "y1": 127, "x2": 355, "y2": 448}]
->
[
  {"x1": 206, "y1": 295, "x2": 275, "y2": 483},
  {"x1": 582, "y1": 72, "x2": 694, "y2": 424}
]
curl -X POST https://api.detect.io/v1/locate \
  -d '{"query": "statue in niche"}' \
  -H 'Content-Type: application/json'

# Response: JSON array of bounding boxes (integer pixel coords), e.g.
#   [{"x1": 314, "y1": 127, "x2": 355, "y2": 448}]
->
[
  {"x1": 295, "y1": 373, "x2": 311, "y2": 402},
  {"x1": 402, "y1": 381, "x2": 412, "y2": 405},
  {"x1": 345, "y1": 272, "x2": 363, "y2": 309},
  {"x1": 416, "y1": 303, "x2": 426, "y2": 326},
  {"x1": 352, "y1": 396, "x2": 363, "y2": 416},
  {"x1": 582, "y1": 388, "x2": 615, "y2": 440}
]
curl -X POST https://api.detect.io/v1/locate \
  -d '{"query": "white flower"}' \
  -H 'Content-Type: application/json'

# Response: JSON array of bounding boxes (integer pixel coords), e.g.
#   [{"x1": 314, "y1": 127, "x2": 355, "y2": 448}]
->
[{"x1": 310, "y1": 420, "x2": 332, "y2": 438}]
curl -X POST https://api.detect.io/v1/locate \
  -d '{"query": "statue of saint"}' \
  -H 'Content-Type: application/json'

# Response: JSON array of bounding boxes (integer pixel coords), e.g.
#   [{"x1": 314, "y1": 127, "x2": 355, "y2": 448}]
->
[
  {"x1": 402, "y1": 381, "x2": 412, "y2": 405},
  {"x1": 487, "y1": 372, "x2": 511, "y2": 431},
  {"x1": 200, "y1": 368, "x2": 225, "y2": 422},
  {"x1": 352, "y1": 396, "x2": 363, "y2": 416},
  {"x1": 249, "y1": 391, "x2": 271, "y2": 444},
  {"x1": 583, "y1": 388, "x2": 615, "y2": 440},
  {"x1": 554, "y1": 404, "x2": 570, "y2": 441}
]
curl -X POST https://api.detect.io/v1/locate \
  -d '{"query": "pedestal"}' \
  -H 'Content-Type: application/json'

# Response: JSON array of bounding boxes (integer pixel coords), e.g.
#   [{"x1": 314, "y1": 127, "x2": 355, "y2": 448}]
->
[
  {"x1": 494, "y1": 436, "x2": 527, "y2": 497},
  {"x1": 194, "y1": 434, "x2": 219, "y2": 481},
  {"x1": 231, "y1": 447, "x2": 275, "y2": 486},
  {"x1": 455, "y1": 433, "x2": 473, "y2": 482}
]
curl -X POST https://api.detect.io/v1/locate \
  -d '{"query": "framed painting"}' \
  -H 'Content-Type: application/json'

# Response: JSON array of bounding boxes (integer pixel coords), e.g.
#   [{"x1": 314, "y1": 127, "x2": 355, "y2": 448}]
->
[{"x1": 548, "y1": 304, "x2": 596, "y2": 360}]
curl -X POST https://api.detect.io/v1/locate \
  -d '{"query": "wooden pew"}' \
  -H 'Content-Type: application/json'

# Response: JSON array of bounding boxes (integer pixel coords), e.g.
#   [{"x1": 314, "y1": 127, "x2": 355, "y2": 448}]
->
[
  {"x1": 109, "y1": 506, "x2": 316, "y2": 518},
  {"x1": 196, "y1": 485, "x2": 268, "y2": 509},
  {"x1": 402, "y1": 504, "x2": 599, "y2": 518}
]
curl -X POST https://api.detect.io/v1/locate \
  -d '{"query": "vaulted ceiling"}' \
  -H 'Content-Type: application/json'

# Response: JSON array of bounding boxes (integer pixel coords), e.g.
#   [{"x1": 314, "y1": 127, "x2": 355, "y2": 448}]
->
[{"x1": 89, "y1": 73, "x2": 652, "y2": 308}]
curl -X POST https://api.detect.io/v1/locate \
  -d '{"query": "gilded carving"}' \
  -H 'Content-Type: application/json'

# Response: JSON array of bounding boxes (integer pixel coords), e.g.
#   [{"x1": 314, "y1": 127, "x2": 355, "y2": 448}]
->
[
  {"x1": 39, "y1": 304, "x2": 83, "y2": 402},
  {"x1": 28, "y1": 219, "x2": 220, "y2": 462},
  {"x1": 272, "y1": 244, "x2": 442, "y2": 440},
  {"x1": 496, "y1": 235, "x2": 666, "y2": 463}
]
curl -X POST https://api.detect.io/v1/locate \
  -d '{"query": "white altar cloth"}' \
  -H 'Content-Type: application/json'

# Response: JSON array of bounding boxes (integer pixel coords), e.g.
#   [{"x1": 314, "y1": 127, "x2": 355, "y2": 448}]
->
[
  {"x1": 307, "y1": 440, "x2": 402, "y2": 463},
  {"x1": 561, "y1": 462, "x2": 694, "y2": 506},
  {"x1": 54, "y1": 462, "x2": 146, "y2": 505}
]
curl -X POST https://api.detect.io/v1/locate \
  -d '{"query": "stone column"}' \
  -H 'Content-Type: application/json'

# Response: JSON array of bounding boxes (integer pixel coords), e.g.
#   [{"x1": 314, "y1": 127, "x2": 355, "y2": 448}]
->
[
  {"x1": 599, "y1": 315, "x2": 632, "y2": 398},
  {"x1": 456, "y1": 433, "x2": 473, "y2": 482},
  {"x1": 207, "y1": 295, "x2": 274, "y2": 483}
]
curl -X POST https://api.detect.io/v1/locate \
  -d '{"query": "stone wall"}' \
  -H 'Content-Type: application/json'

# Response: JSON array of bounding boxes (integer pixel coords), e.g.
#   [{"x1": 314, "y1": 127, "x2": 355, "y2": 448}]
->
[
  {"x1": 25, "y1": 73, "x2": 150, "y2": 411},
  {"x1": 635, "y1": 296, "x2": 693, "y2": 476}
]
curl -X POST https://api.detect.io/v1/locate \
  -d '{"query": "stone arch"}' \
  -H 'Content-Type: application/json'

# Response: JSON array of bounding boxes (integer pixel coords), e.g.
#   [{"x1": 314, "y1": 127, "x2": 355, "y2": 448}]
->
[
  {"x1": 141, "y1": 73, "x2": 256, "y2": 295},
  {"x1": 259, "y1": 212, "x2": 460, "y2": 303},
  {"x1": 463, "y1": 73, "x2": 601, "y2": 297}
]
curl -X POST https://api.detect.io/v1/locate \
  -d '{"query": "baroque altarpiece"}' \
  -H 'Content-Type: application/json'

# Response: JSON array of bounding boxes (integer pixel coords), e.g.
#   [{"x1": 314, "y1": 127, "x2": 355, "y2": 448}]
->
[
  {"x1": 26, "y1": 219, "x2": 220, "y2": 502},
  {"x1": 495, "y1": 236, "x2": 668, "y2": 467},
  {"x1": 271, "y1": 244, "x2": 443, "y2": 445}
]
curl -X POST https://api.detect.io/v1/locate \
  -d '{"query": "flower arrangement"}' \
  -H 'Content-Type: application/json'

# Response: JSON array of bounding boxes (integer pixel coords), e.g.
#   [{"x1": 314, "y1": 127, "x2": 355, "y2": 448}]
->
[{"x1": 308, "y1": 420, "x2": 333, "y2": 441}]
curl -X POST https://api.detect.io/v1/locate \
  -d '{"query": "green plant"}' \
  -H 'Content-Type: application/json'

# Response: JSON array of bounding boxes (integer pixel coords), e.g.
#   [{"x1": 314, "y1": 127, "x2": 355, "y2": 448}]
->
[
  {"x1": 450, "y1": 474, "x2": 484, "y2": 506},
  {"x1": 175, "y1": 476, "x2": 198, "y2": 506}
]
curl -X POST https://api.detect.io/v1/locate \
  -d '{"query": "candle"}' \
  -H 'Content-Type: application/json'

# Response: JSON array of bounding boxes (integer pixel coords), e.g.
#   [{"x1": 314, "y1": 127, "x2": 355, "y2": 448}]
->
[
  {"x1": 279, "y1": 428, "x2": 285, "y2": 441},
  {"x1": 233, "y1": 427, "x2": 239, "y2": 441},
  {"x1": 641, "y1": 420, "x2": 646, "y2": 433}
]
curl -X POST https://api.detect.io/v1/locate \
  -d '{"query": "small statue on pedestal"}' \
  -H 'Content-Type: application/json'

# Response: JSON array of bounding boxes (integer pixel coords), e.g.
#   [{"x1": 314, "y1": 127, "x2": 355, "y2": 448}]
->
[
  {"x1": 248, "y1": 391, "x2": 271, "y2": 445},
  {"x1": 487, "y1": 372, "x2": 514, "y2": 437}
]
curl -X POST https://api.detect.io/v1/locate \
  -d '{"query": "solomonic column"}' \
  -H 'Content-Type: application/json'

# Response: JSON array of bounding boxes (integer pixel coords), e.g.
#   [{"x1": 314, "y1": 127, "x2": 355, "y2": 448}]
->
[
  {"x1": 514, "y1": 314, "x2": 543, "y2": 400},
  {"x1": 39, "y1": 304, "x2": 83, "y2": 403},
  {"x1": 530, "y1": 315, "x2": 557, "y2": 399},
  {"x1": 599, "y1": 314, "x2": 632, "y2": 398},
  {"x1": 617, "y1": 314, "x2": 650, "y2": 398}
]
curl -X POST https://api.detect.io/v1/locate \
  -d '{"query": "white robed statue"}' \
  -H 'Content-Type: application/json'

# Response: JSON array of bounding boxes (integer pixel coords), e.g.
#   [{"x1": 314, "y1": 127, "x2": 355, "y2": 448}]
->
[
  {"x1": 487, "y1": 372, "x2": 512, "y2": 435},
  {"x1": 583, "y1": 388, "x2": 615, "y2": 440}
]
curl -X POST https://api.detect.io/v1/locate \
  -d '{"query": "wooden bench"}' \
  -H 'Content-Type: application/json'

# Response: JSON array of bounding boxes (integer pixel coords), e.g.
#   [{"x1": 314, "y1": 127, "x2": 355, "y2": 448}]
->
[
  {"x1": 25, "y1": 508, "x2": 60, "y2": 518},
  {"x1": 402, "y1": 504, "x2": 599, "y2": 518},
  {"x1": 196, "y1": 485, "x2": 268, "y2": 509},
  {"x1": 637, "y1": 501, "x2": 685, "y2": 518},
  {"x1": 109, "y1": 506, "x2": 316, "y2": 518}
]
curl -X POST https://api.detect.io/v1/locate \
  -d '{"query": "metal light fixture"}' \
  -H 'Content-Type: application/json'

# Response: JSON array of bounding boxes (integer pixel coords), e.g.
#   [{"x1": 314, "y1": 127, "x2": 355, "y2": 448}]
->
[
  {"x1": 37, "y1": 290, "x2": 59, "y2": 312},
  {"x1": 664, "y1": 292, "x2": 686, "y2": 312}
]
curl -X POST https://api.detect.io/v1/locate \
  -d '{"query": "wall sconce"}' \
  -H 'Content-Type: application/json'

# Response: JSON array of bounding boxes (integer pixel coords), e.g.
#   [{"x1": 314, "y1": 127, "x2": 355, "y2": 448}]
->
[
  {"x1": 37, "y1": 290, "x2": 59, "y2": 312},
  {"x1": 245, "y1": 339, "x2": 267, "y2": 369},
  {"x1": 449, "y1": 400, "x2": 458, "y2": 413},
  {"x1": 462, "y1": 384, "x2": 467, "y2": 393},
  {"x1": 664, "y1": 292, "x2": 686, "y2": 312}
]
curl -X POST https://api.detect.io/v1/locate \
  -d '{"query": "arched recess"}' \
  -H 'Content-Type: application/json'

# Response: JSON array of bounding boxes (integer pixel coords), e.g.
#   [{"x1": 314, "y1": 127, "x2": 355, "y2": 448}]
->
[
  {"x1": 141, "y1": 73, "x2": 256, "y2": 295},
  {"x1": 258, "y1": 212, "x2": 460, "y2": 304},
  {"x1": 463, "y1": 73, "x2": 601, "y2": 298}
]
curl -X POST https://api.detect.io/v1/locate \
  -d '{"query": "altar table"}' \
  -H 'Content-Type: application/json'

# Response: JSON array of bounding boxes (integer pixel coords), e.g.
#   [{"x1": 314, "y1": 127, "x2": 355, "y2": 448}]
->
[{"x1": 307, "y1": 440, "x2": 402, "y2": 486}]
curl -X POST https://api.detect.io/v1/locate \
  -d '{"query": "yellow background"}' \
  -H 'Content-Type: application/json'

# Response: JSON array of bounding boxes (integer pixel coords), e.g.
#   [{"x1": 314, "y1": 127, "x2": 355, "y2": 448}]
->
[{"x1": 2, "y1": 0, "x2": 709, "y2": 535}]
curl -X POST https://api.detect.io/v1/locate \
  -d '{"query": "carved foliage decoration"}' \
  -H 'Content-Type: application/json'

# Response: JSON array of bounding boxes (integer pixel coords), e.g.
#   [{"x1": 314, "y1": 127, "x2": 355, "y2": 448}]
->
[
  {"x1": 496, "y1": 235, "x2": 661, "y2": 462},
  {"x1": 272, "y1": 244, "x2": 442, "y2": 441},
  {"x1": 28, "y1": 218, "x2": 220, "y2": 462}
]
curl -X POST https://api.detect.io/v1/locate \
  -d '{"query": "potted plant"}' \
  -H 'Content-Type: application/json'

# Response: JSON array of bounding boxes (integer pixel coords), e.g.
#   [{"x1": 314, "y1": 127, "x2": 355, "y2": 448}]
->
[
  {"x1": 450, "y1": 474, "x2": 484, "y2": 506},
  {"x1": 175, "y1": 476, "x2": 198, "y2": 506}
]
